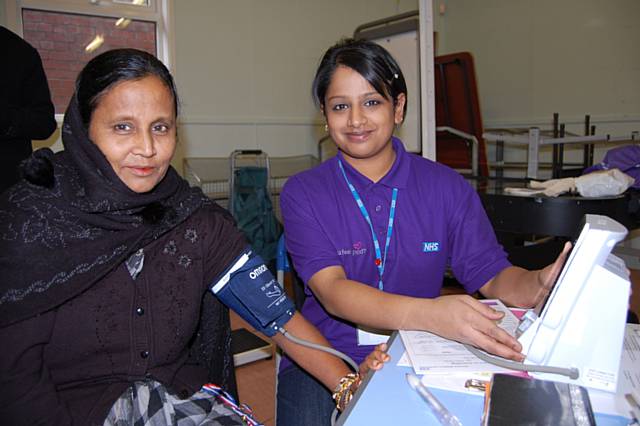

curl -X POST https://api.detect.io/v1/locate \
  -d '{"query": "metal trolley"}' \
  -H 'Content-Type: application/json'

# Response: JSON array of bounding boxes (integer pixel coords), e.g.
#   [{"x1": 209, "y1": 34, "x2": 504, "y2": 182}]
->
[
  {"x1": 228, "y1": 150, "x2": 281, "y2": 265},
  {"x1": 228, "y1": 150, "x2": 271, "y2": 218},
  {"x1": 184, "y1": 152, "x2": 319, "y2": 222}
]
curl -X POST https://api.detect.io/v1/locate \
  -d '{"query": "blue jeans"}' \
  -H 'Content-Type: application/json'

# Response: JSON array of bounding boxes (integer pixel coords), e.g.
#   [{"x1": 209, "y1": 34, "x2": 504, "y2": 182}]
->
[{"x1": 276, "y1": 363, "x2": 336, "y2": 426}]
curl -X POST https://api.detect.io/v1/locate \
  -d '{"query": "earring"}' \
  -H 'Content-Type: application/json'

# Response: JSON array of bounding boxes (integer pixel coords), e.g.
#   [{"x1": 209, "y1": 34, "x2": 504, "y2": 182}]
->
[{"x1": 324, "y1": 124, "x2": 329, "y2": 132}]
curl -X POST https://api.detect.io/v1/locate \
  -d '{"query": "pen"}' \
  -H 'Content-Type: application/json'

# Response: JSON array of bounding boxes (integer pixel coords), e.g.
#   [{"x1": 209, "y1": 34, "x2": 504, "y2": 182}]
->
[{"x1": 406, "y1": 373, "x2": 462, "y2": 426}]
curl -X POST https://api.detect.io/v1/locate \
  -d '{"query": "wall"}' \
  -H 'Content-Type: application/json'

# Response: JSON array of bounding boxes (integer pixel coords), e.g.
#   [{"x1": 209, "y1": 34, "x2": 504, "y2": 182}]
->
[
  {"x1": 434, "y1": 0, "x2": 640, "y2": 175},
  {"x1": 11, "y1": 1, "x2": 416, "y2": 169},
  {"x1": 172, "y1": 0, "x2": 418, "y2": 172},
  {"x1": 434, "y1": 0, "x2": 640, "y2": 257},
  {"x1": 0, "y1": 0, "x2": 5, "y2": 26},
  {"x1": 9, "y1": 1, "x2": 638, "y2": 168}
]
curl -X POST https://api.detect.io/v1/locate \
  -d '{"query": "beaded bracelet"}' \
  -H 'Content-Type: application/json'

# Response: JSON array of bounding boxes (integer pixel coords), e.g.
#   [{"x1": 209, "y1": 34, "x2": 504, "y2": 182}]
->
[{"x1": 332, "y1": 372, "x2": 361, "y2": 412}]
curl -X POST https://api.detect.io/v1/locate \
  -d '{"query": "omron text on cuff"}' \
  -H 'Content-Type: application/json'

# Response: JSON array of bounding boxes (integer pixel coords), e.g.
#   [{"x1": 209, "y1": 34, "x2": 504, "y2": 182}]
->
[{"x1": 210, "y1": 247, "x2": 295, "y2": 337}]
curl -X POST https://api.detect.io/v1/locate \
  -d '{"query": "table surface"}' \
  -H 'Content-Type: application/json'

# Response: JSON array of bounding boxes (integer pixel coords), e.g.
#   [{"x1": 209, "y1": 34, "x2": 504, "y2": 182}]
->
[
  {"x1": 467, "y1": 179, "x2": 639, "y2": 237},
  {"x1": 337, "y1": 333, "x2": 631, "y2": 426}
]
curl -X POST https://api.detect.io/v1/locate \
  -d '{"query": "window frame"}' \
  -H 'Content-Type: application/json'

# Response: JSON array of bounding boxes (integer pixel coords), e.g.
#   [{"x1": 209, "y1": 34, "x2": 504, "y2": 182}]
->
[{"x1": 4, "y1": 0, "x2": 175, "y2": 119}]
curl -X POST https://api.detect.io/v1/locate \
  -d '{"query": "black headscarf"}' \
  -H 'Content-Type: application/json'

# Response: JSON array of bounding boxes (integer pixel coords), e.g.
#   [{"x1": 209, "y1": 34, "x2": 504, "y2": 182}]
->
[{"x1": 0, "y1": 94, "x2": 207, "y2": 327}]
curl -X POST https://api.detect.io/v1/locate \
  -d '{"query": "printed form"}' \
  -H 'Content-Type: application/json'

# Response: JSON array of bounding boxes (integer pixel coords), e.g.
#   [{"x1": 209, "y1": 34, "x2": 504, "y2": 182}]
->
[
  {"x1": 399, "y1": 299, "x2": 520, "y2": 375},
  {"x1": 398, "y1": 299, "x2": 525, "y2": 393}
]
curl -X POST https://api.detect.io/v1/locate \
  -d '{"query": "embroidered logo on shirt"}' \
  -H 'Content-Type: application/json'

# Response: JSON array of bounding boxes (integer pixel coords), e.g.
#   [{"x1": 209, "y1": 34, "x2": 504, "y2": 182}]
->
[
  {"x1": 337, "y1": 241, "x2": 367, "y2": 257},
  {"x1": 422, "y1": 242, "x2": 440, "y2": 252}
]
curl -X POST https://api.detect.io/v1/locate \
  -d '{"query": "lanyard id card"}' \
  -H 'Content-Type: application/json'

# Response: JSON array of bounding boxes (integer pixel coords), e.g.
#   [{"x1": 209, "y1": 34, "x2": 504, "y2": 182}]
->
[
  {"x1": 357, "y1": 326, "x2": 392, "y2": 346},
  {"x1": 338, "y1": 159, "x2": 397, "y2": 347}
]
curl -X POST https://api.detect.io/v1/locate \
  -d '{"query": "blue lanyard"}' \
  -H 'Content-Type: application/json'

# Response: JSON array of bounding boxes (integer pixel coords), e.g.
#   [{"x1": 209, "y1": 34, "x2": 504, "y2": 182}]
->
[{"x1": 338, "y1": 159, "x2": 398, "y2": 291}]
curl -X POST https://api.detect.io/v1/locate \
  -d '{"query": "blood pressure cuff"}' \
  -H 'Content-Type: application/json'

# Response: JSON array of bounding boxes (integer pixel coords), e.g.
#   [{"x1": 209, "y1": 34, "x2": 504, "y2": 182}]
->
[{"x1": 210, "y1": 247, "x2": 295, "y2": 336}]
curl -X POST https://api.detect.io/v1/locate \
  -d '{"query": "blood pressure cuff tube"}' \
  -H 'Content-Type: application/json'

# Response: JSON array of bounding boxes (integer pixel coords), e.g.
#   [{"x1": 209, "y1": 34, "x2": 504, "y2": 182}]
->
[{"x1": 210, "y1": 247, "x2": 295, "y2": 337}]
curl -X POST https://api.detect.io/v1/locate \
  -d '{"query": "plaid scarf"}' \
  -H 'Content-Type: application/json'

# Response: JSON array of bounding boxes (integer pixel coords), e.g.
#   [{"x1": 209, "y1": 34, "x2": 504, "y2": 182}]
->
[{"x1": 104, "y1": 380, "x2": 262, "y2": 426}]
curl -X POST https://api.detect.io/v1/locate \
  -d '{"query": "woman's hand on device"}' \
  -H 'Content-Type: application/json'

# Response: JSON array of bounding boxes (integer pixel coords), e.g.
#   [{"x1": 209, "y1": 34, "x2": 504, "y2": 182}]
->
[
  {"x1": 533, "y1": 241, "x2": 572, "y2": 306},
  {"x1": 427, "y1": 295, "x2": 525, "y2": 361}
]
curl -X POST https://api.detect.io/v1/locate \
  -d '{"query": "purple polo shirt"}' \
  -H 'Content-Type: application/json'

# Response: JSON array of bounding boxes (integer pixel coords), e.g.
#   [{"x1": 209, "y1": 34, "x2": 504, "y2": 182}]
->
[{"x1": 279, "y1": 138, "x2": 510, "y2": 366}]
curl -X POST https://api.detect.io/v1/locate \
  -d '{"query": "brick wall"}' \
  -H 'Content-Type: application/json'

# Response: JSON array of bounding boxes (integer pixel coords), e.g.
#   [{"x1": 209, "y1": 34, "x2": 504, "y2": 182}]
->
[{"x1": 22, "y1": 8, "x2": 157, "y2": 114}]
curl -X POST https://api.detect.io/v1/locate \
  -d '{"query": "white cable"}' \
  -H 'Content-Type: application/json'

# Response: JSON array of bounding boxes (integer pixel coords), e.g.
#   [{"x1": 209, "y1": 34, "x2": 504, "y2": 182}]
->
[
  {"x1": 278, "y1": 327, "x2": 359, "y2": 372},
  {"x1": 464, "y1": 344, "x2": 579, "y2": 379},
  {"x1": 277, "y1": 327, "x2": 359, "y2": 426}
]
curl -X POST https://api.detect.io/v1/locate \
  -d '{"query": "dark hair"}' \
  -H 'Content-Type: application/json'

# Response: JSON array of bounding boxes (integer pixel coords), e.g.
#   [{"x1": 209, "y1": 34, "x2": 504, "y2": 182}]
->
[
  {"x1": 76, "y1": 48, "x2": 179, "y2": 128},
  {"x1": 312, "y1": 38, "x2": 407, "y2": 119}
]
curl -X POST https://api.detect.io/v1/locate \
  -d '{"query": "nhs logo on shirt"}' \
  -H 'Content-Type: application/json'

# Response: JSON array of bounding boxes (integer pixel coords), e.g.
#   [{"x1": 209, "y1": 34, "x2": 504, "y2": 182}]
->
[{"x1": 422, "y1": 242, "x2": 440, "y2": 253}]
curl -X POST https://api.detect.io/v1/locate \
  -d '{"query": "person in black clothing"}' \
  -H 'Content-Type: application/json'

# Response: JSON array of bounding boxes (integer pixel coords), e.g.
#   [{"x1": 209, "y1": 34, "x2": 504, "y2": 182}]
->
[
  {"x1": 0, "y1": 26, "x2": 57, "y2": 193},
  {"x1": 0, "y1": 48, "x2": 388, "y2": 425}
]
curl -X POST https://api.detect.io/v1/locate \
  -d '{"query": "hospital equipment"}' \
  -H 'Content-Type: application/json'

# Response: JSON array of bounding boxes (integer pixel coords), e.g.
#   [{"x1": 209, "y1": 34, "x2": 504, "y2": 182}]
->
[
  {"x1": 468, "y1": 214, "x2": 631, "y2": 392},
  {"x1": 210, "y1": 246, "x2": 359, "y2": 426}
]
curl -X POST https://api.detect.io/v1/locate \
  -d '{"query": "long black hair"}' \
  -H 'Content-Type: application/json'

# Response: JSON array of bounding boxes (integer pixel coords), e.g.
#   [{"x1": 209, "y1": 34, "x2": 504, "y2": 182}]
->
[
  {"x1": 312, "y1": 38, "x2": 407, "y2": 119},
  {"x1": 76, "y1": 48, "x2": 179, "y2": 128}
]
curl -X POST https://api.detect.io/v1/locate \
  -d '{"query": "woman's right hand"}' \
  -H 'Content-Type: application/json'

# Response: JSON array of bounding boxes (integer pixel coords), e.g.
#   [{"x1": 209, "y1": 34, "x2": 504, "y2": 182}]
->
[
  {"x1": 335, "y1": 343, "x2": 390, "y2": 411},
  {"x1": 359, "y1": 343, "x2": 390, "y2": 376},
  {"x1": 425, "y1": 295, "x2": 524, "y2": 361}
]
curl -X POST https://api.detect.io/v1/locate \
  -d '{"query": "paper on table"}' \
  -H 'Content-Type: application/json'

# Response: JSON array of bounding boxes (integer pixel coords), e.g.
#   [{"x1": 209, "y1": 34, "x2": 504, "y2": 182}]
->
[
  {"x1": 399, "y1": 299, "x2": 520, "y2": 376},
  {"x1": 399, "y1": 352, "x2": 514, "y2": 395},
  {"x1": 397, "y1": 350, "x2": 412, "y2": 367},
  {"x1": 396, "y1": 301, "x2": 525, "y2": 367},
  {"x1": 399, "y1": 330, "x2": 514, "y2": 375}
]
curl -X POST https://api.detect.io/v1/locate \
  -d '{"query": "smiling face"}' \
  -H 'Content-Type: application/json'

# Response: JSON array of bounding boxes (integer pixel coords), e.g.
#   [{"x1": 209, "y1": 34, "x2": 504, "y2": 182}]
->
[
  {"x1": 88, "y1": 75, "x2": 176, "y2": 193},
  {"x1": 324, "y1": 65, "x2": 405, "y2": 170}
]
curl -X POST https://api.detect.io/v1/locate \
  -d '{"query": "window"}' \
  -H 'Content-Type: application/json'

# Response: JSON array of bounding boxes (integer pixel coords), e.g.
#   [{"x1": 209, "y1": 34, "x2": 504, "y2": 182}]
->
[{"x1": 5, "y1": 0, "x2": 172, "y2": 114}]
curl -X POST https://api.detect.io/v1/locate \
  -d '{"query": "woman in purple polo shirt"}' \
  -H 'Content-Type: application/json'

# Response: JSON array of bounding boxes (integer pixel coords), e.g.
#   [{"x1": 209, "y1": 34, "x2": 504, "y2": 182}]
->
[
  {"x1": 277, "y1": 38, "x2": 570, "y2": 425},
  {"x1": 0, "y1": 48, "x2": 388, "y2": 426}
]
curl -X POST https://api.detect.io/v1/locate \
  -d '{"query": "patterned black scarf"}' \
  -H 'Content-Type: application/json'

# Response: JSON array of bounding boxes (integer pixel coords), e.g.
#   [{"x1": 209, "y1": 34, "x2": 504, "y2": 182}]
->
[{"x1": 0, "y1": 95, "x2": 207, "y2": 327}]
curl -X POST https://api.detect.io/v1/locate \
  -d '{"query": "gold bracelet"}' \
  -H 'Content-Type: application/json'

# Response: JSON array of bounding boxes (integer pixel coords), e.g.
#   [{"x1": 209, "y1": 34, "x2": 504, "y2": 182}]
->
[{"x1": 332, "y1": 373, "x2": 360, "y2": 411}]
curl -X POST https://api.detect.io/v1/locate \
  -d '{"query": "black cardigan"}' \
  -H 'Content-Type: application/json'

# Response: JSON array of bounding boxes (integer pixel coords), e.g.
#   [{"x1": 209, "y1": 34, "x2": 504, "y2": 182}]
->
[{"x1": 0, "y1": 203, "x2": 244, "y2": 425}]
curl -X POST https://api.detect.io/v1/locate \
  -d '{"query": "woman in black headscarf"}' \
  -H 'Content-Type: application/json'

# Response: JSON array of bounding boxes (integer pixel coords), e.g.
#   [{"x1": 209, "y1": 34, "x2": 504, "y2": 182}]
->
[{"x1": 0, "y1": 49, "x2": 387, "y2": 426}]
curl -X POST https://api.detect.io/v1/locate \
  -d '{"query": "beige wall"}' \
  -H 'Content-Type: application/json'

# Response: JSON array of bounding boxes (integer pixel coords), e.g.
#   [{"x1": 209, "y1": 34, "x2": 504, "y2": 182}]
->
[
  {"x1": 12, "y1": 0, "x2": 639, "y2": 175},
  {"x1": 19, "y1": 0, "x2": 417, "y2": 169},
  {"x1": 434, "y1": 0, "x2": 640, "y2": 172},
  {"x1": 173, "y1": 0, "x2": 418, "y2": 171},
  {"x1": 0, "y1": 0, "x2": 6, "y2": 26},
  {"x1": 434, "y1": 0, "x2": 640, "y2": 254}
]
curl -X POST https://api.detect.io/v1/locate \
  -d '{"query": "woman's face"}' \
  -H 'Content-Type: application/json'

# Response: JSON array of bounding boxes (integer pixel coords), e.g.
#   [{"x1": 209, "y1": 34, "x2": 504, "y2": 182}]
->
[
  {"x1": 89, "y1": 75, "x2": 177, "y2": 193},
  {"x1": 324, "y1": 65, "x2": 405, "y2": 163}
]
